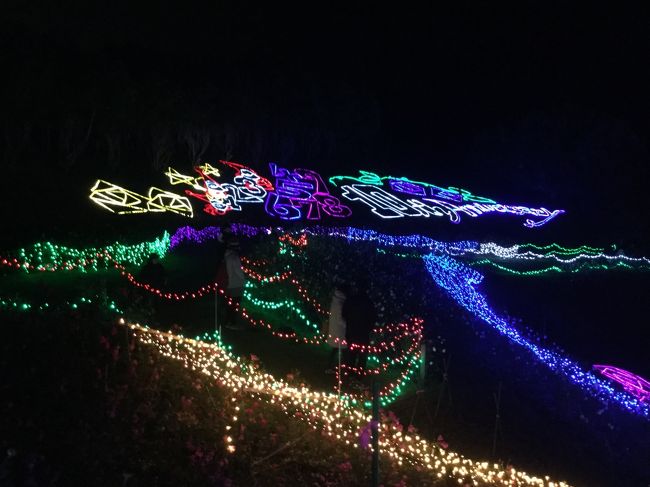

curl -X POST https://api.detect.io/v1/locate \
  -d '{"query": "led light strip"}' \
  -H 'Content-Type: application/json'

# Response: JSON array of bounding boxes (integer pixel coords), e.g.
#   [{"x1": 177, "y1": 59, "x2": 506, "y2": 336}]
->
[
  {"x1": 240, "y1": 260, "x2": 328, "y2": 316},
  {"x1": 115, "y1": 260, "x2": 421, "y2": 355},
  {"x1": 423, "y1": 253, "x2": 650, "y2": 418},
  {"x1": 0, "y1": 295, "x2": 123, "y2": 314},
  {"x1": 470, "y1": 259, "x2": 644, "y2": 276},
  {"x1": 1, "y1": 233, "x2": 170, "y2": 273},
  {"x1": 121, "y1": 320, "x2": 568, "y2": 486},
  {"x1": 167, "y1": 224, "x2": 649, "y2": 273}
]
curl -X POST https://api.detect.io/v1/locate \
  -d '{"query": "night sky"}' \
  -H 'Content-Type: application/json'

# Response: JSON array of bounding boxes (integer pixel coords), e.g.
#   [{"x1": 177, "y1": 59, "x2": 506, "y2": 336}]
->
[{"x1": 1, "y1": 2, "x2": 649, "y2": 247}]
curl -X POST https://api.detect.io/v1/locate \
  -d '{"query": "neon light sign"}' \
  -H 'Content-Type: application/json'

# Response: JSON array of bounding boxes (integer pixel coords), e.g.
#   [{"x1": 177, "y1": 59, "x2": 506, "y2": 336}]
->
[
  {"x1": 593, "y1": 365, "x2": 650, "y2": 403},
  {"x1": 166, "y1": 161, "x2": 272, "y2": 216},
  {"x1": 329, "y1": 170, "x2": 497, "y2": 204},
  {"x1": 333, "y1": 170, "x2": 564, "y2": 227},
  {"x1": 89, "y1": 180, "x2": 193, "y2": 217},
  {"x1": 90, "y1": 163, "x2": 563, "y2": 227},
  {"x1": 264, "y1": 163, "x2": 351, "y2": 220}
]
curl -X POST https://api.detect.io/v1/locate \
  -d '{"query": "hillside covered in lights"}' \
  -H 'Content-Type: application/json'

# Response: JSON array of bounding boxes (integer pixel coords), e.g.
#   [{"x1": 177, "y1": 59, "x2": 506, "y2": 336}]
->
[{"x1": 2, "y1": 224, "x2": 650, "y2": 486}]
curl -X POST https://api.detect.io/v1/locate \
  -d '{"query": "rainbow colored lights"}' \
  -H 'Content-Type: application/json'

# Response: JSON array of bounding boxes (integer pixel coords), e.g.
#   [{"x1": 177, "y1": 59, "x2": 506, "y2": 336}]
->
[
  {"x1": 3, "y1": 224, "x2": 650, "y2": 419},
  {"x1": 89, "y1": 161, "x2": 563, "y2": 227},
  {"x1": 5, "y1": 222, "x2": 650, "y2": 484}
]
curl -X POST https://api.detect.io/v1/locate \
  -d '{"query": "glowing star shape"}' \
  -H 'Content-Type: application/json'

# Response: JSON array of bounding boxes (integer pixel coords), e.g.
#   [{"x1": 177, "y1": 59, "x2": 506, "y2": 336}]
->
[
  {"x1": 265, "y1": 164, "x2": 352, "y2": 220},
  {"x1": 165, "y1": 167, "x2": 206, "y2": 191},
  {"x1": 166, "y1": 163, "x2": 222, "y2": 191},
  {"x1": 89, "y1": 180, "x2": 192, "y2": 217},
  {"x1": 593, "y1": 365, "x2": 650, "y2": 403}
]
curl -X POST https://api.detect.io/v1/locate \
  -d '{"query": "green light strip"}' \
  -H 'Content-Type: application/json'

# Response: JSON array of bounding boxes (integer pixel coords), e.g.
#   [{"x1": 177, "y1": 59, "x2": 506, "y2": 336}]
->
[
  {"x1": 0, "y1": 295, "x2": 123, "y2": 314},
  {"x1": 470, "y1": 259, "x2": 645, "y2": 276},
  {"x1": 518, "y1": 242, "x2": 604, "y2": 255},
  {"x1": 2, "y1": 232, "x2": 170, "y2": 273},
  {"x1": 243, "y1": 282, "x2": 320, "y2": 333}
]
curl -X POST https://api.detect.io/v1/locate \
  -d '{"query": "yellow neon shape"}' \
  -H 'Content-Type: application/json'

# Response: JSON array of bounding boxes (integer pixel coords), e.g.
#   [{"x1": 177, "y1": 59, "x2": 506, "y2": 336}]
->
[
  {"x1": 165, "y1": 167, "x2": 205, "y2": 190},
  {"x1": 146, "y1": 187, "x2": 194, "y2": 217},
  {"x1": 90, "y1": 180, "x2": 148, "y2": 214},
  {"x1": 196, "y1": 163, "x2": 221, "y2": 178},
  {"x1": 166, "y1": 164, "x2": 221, "y2": 191},
  {"x1": 89, "y1": 180, "x2": 193, "y2": 217}
]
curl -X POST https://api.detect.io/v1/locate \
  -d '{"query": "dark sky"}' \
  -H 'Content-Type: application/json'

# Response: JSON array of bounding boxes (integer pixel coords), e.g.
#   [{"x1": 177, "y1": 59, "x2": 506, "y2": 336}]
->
[{"x1": 1, "y1": 2, "x2": 649, "y2": 246}]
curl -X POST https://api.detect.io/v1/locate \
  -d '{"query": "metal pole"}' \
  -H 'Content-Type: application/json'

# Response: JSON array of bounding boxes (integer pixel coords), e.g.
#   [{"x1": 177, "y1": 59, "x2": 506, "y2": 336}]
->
[
  {"x1": 337, "y1": 346, "x2": 342, "y2": 400},
  {"x1": 419, "y1": 340, "x2": 426, "y2": 384},
  {"x1": 215, "y1": 288, "x2": 220, "y2": 335},
  {"x1": 371, "y1": 378, "x2": 379, "y2": 487},
  {"x1": 492, "y1": 381, "x2": 502, "y2": 458}
]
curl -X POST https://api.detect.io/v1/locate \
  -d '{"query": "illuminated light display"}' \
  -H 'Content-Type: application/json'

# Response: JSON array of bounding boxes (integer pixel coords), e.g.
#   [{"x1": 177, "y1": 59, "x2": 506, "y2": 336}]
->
[
  {"x1": 169, "y1": 224, "x2": 272, "y2": 248},
  {"x1": 239, "y1": 260, "x2": 329, "y2": 316},
  {"x1": 239, "y1": 223, "x2": 649, "y2": 272},
  {"x1": 329, "y1": 170, "x2": 564, "y2": 227},
  {"x1": 339, "y1": 183, "x2": 564, "y2": 227},
  {"x1": 426, "y1": 199, "x2": 564, "y2": 228},
  {"x1": 147, "y1": 187, "x2": 195, "y2": 217},
  {"x1": 116, "y1": 255, "x2": 424, "y2": 405},
  {"x1": 518, "y1": 243, "x2": 604, "y2": 255},
  {"x1": 423, "y1": 253, "x2": 650, "y2": 418},
  {"x1": 167, "y1": 161, "x2": 273, "y2": 216},
  {"x1": 89, "y1": 180, "x2": 193, "y2": 217},
  {"x1": 375, "y1": 246, "x2": 645, "y2": 277},
  {"x1": 92, "y1": 162, "x2": 565, "y2": 227},
  {"x1": 0, "y1": 233, "x2": 170, "y2": 273},
  {"x1": 264, "y1": 163, "x2": 352, "y2": 220},
  {"x1": 301, "y1": 226, "x2": 478, "y2": 254},
  {"x1": 340, "y1": 184, "x2": 444, "y2": 219},
  {"x1": 121, "y1": 320, "x2": 568, "y2": 486},
  {"x1": 6, "y1": 223, "x2": 650, "y2": 416},
  {"x1": 220, "y1": 160, "x2": 274, "y2": 191},
  {"x1": 119, "y1": 257, "x2": 421, "y2": 355},
  {"x1": 470, "y1": 259, "x2": 646, "y2": 276},
  {"x1": 463, "y1": 242, "x2": 650, "y2": 267},
  {"x1": 593, "y1": 365, "x2": 650, "y2": 403},
  {"x1": 0, "y1": 295, "x2": 123, "y2": 314},
  {"x1": 329, "y1": 170, "x2": 497, "y2": 204},
  {"x1": 5, "y1": 222, "x2": 650, "y2": 482},
  {"x1": 165, "y1": 166, "x2": 210, "y2": 191}
]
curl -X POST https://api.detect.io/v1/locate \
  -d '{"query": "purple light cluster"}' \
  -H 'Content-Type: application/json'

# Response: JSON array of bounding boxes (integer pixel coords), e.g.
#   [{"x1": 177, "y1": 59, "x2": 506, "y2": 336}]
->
[
  {"x1": 264, "y1": 164, "x2": 352, "y2": 221},
  {"x1": 423, "y1": 253, "x2": 650, "y2": 418},
  {"x1": 170, "y1": 224, "x2": 480, "y2": 254},
  {"x1": 169, "y1": 224, "x2": 272, "y2": 249},
  {"x1": 593, "y1": 365, "x2": 650, "y2": 403}
]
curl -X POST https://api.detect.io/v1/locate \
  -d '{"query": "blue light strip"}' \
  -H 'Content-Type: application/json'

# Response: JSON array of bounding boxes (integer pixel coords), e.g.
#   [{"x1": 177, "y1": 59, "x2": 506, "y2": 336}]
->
[{"x1": 422, "y1": 253, "x2": 650, "y2": 418}]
